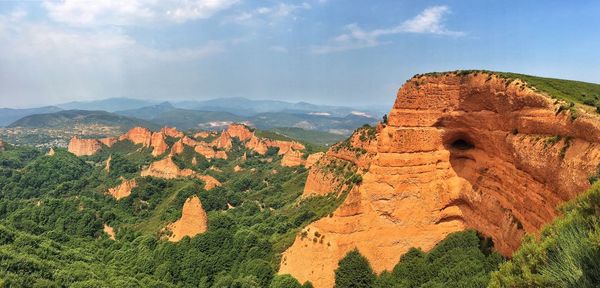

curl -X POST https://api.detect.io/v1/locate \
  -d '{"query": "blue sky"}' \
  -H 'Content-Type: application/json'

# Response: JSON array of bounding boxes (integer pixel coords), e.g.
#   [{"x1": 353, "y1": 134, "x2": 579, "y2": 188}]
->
[{"x1": 0, "y1": 0, "x2": 599, "y2": 108}]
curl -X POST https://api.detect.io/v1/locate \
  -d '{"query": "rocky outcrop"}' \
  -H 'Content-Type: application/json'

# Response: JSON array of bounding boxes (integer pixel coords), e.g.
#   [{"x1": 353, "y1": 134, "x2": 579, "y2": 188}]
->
[
  {"x1": 46, "y1": 147, "x2": 56, "y2": 156},
  {"x1": 0, "y1": 139, "x2": 4, "y2": 151},
  {"x1": 197, "y1": 175, "x2": 221, "y2": 190},
  {"x1": 267, "y1": 140, "x2": 306, "y2": 155},
  {"x1": 171, "y1": 139, "x2": 185, "y2": 155},
  {"x1": 281, "y1": 149, "x2": 305, "y2": 167},
  {"x1": 211, "y1": 131, "x2": 233, "y2": 150},
  {"x1": 68, "y1": 136, "x2": 102, "y2": 156},
  {"x1": 280, "y1": 72, "x2": 600, "y2": 288},
  {"x1": 99, "y1": 137, "x2": 117, "y2": 147},
  {"x1": 194, "y1": 143, "x2": 228, "y2": 159},
  {"x1": 119, "y1": 127, "x2": 152, "y2": 146},
  {"x1": 150, "y1": 132, "x2": 168, "y2": 157},
  {"x1": 166, "y1": 196, "x2": 208, "y2": 242},
  {"x1": 107, "y1": 178, "x2": 137, "y2": 200},
  {"x1": 103, "y1": 224, "x2": 116, "y2": 240},
  {"x1": 194, "y1": 131, "x2": 216, "y2": 139},
  {"x1": 246, "y1": 135, "x2": 269, "y2": 154},
  {"x1": 141, "y1": 157, "x2": 194, "y2": 179},
  {"x1": 305, "y1": 152, "x2": 324, "y2": 168},
  {"x1": 161, "y1": 127, "x2": 184, "y2": 138},
  {"x1": 226, "y1": 124, "x2": 255, "y2": 141}
]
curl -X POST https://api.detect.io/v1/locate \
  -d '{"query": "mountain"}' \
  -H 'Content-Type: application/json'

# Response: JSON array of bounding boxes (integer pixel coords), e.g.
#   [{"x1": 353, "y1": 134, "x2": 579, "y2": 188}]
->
[
  {"x1": 148, "y1": 109, "x2": 244, "y2": 130},
  {"x1": 174, "y1": 97, "x2": 385, "y2": 118},
  {"x1": 0, "y1": 106, "x2": 63, "y2": 127},
  {"x1": 116, "y1": 104, "x2": 377, "y2": 134},
  {"x1": 58, "y1": 97, "x2": 156, "y2": 112},
  {"x1": 115, "y1": 102, "x2": 176, "y2": 120},
  {"x1": 8, "y1": 110, "x2": 160, "y2": 131}
]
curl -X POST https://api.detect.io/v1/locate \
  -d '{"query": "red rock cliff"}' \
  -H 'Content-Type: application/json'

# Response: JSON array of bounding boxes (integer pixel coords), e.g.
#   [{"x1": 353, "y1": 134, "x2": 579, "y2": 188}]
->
[
  {"x1": 280, "y1": 72, "x2": 600, "y2": 288},
  {"x1": 68, "y1": 137, "x2": 102, "y2": 156}
]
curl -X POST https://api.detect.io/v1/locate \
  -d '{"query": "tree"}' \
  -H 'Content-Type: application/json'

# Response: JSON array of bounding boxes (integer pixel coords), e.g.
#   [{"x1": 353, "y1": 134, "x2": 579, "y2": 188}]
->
[
  {"x1": 270, "y1": 274, "x2": 301, "y2": 288},
  {"x1": 334, "y1": 249, "x2": 375, "y2": 288}
]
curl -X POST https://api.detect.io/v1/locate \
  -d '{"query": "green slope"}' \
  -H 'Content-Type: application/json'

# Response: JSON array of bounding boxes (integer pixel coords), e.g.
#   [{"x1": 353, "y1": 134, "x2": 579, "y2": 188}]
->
[{"x1": 8, "y1": 110, "x2": 160, "y2": 131}]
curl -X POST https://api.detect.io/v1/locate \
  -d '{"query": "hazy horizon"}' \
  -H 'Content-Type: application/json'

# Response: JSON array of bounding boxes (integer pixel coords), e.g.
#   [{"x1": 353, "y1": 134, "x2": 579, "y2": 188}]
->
[{"x1": 1, "y1": 0, "x2": 599, "y2": 108}]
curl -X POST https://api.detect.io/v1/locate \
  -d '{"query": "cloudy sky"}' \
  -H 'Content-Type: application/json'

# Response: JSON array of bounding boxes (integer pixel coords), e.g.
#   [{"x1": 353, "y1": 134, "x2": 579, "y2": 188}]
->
[{"x1": 0, "y1": 0, "x2": 599, "y2": 108}]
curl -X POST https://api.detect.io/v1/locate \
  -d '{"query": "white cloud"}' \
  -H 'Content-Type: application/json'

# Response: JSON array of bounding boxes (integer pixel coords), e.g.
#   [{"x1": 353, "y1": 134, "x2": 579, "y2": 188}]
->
[
  {"x1": 231, "y1": 2, "x2": 311, "y2": 25},
  {"x1": 43, "y1": 0, "x2": 239, "y2": 26},
  {"x1": 311, "y1": 5, "x2": 464, "y2": 54},
  {"x1": 269, "y1": 45, "x2": 288, "y2": 53},
  {"x1": 0, "y1": 10, "x2": 228, "y2": 106}
]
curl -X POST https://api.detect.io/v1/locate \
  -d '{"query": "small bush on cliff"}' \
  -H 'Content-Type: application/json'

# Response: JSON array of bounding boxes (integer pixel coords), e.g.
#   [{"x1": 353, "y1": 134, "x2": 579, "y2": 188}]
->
[{"x1": 335, "y1": 249, "x2": 376, "y2": 288}]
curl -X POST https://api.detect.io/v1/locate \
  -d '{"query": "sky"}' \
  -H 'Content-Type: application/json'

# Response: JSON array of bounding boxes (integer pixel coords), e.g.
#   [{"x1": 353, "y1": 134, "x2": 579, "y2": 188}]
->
[{"x1": 0, "y1": 0, "x2": 599, "y2": 108}]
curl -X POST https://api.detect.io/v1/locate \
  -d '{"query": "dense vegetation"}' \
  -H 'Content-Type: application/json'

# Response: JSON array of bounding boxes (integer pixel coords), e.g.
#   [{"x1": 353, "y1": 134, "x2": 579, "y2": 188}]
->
[
  {"x1": 490, "y1": 183, "x2": 600, "y2": 287},
  {"x1": 0, "y1": 136, "x2": 348, "y2": 287},
  {"x1": 334, "y1": 230, "x2": 504, "y2": 288}
]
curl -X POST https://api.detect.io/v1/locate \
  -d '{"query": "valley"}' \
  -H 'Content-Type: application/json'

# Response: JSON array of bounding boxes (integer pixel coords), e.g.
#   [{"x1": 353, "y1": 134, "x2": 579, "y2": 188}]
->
[{"x1": 1, "y1": 71, "x2": 600, "y2": 288}]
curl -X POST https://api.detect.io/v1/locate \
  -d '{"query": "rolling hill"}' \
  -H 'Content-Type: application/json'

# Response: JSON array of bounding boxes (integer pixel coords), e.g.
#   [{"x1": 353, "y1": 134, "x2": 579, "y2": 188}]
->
[
  {"x1": 8, "y1": 110, "x2": 160, "y2": 131},
  {"x1": 0, "y1": 106, "x2": 63, "y2": 127}
]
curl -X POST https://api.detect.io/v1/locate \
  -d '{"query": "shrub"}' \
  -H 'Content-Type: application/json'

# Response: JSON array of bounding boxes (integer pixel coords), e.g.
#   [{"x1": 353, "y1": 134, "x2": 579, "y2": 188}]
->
[{"x1": 334, "y1": 249, "x2": 376, "y2": 288}]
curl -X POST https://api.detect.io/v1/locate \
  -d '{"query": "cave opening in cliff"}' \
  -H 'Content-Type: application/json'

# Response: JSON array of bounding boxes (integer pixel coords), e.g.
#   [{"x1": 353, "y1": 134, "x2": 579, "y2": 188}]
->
[{"x1": 450, "y1": 139, "x2": 475, "y2": 150}]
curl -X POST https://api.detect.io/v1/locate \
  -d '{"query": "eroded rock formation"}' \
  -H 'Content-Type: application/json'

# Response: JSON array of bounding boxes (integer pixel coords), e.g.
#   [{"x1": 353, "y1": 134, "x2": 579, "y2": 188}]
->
[
  {"x1": 119, "y1": 127, "x2": 152, "y2": 146},
  {"x1": 227, "y1": 124, "x2": 255, "y2": 141},
  {"x1": 197, "y1": 175, "x2": 221, "y2": 190},
  {"x1": 68, "y1": 136, "x2": 102, "y2": 156},
  {"x1": 0, "y1": 139, "x2": 4, "y2": 151},
  {"x1": 161, "y1": 127, "x2": 184, "y2": 138},
  {"x1": 150, "y1": 132, "x2": 169, "y2": 156},
  {"x1": 107, "y1": 178, "x2": 137, "y2": 200},
  {"x1": 281, "y1": 149, "x2": 305, "y2": 167},
  {"x1": 280, "y1": 72, "x2": 600, "y2": 288},
  {"x1": 166, "y1": 196, "x2": 208, "y2": 242},
  {"x1": 99, "y1": 137, "x2": 117, "y2": 147},
  {"x1": 103, "y1": 224, "x2": 116, "y2": 240},
  {"x1": 305, "y1": 152, "x2": 324, "y2": 168},
  {"x1": 141, "y1": 157, "x2": 194, "y2": 179}
]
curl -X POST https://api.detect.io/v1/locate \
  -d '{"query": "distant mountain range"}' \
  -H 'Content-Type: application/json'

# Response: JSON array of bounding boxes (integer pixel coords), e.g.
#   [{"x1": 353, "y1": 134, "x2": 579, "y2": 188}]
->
[
  {"x1": 2, "y1": 97, "x2": 384, "y2": 143},
  {"x1": 54, "y1": 97, "x2": 387, "y2": 118},
  {"x1": 0, "y1": 106, "x2": 63, "y2": 126}
]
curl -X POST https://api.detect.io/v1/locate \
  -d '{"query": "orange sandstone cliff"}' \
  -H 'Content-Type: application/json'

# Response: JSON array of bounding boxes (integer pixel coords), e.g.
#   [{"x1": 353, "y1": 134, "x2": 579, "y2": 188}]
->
[
  {"x1": 166, "y1": 196, "x2": 208, "y2": 242},
  {"x1": 107, "y1": 178, "x2": 137, "y2": 200},
  {"x1": 141, "y1": 157, "x2": 195, "y2": 179},
  {"x1": 68, "y1": 137, "x2": 102, "y2": 156},
  {"x1": 280, "y1": 72, "x2": 600, "y2": 288}
]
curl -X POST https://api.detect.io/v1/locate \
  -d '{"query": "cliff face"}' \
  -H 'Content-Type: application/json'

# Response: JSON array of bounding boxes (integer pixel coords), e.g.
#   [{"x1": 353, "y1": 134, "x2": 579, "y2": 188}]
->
[
  {"x1": 107, "y1": 179, "x2": 137, "y2": 200},
  {"x1": 141, "y1": 157, "x2": 195, "y2": 179},
  {"x1": 305, "y1": 152, "x2": 324, "y2": 168},
  {"x1": 161, "y1": 127, "x2": 184, "y2": 138},
  {"x1": 150, "y1": 132, "x2": 169, "y2": 156},
  {"x1": 68, "y1": 137, "x2": 102, "y2": 156},
  {"x1": 281, "y1": 149, "x2": 305, "y2": 167},
  {"x1": 280, "y1": 72, "x2": 600, "y2": 288},
  {"x1": 119, "y1": 127, "x2": 152, "y2": 146},
  {"x1": 166, "y1": 196, "x2": 208, "y2": 242},
  {"x1": 226, "y1": 124, "x2": 254, "y2": 141}
]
